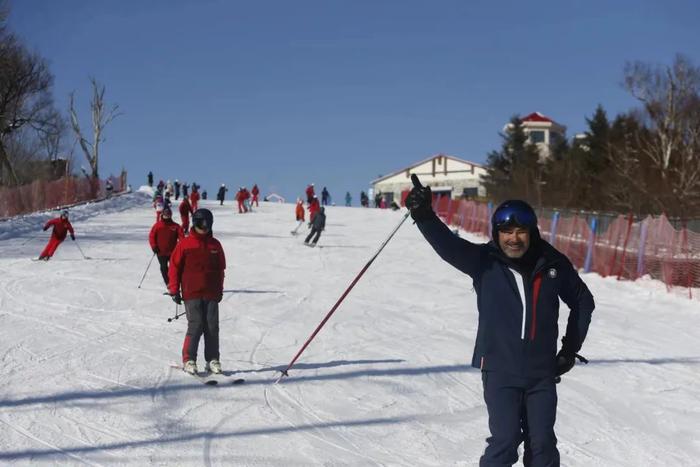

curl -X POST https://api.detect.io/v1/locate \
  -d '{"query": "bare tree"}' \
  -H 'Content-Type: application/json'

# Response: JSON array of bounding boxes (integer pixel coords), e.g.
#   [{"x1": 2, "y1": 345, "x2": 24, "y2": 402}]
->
[
  {"x1": 623, "y1": 54, "x2": 700, "y2": 216},
  {"x1": 0, "y1": 25, "x2": 55, "y2": 185},
  {"x1": 69, "y1": 77, "x2": 120, "y2": 180}
]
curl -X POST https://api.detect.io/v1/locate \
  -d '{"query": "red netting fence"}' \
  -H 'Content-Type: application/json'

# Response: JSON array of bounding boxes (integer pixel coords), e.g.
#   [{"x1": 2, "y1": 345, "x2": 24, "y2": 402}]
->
[
  {"x1": 0, "y1": 173, "x2": 127, "y2": 219},
  {"x1": 431, "y1": 196, "x2": 700, "y2": 300}
]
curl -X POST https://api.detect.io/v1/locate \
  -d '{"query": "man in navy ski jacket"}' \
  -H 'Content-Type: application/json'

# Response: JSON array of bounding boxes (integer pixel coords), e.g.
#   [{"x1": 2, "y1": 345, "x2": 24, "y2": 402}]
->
[{"x1": 406, "y1": 175, "x2": 594, "y2": 467}]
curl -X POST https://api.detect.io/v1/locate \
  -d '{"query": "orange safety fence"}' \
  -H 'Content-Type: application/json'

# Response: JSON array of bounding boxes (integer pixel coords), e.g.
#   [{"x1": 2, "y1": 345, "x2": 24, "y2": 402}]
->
[
  {"x1": 0, "y1": 173, "x2": 127, "y2": 219},
  {"x1": 432, "y1": 196, "x2": 700, "y2": 300}
]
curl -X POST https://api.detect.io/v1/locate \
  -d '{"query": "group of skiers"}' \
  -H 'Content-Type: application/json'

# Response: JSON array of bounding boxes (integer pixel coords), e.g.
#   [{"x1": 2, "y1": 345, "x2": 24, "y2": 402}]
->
[
  {"x1": 292, "y1": 195, "x2": 326, "y2": 246},
  {"x1": 147, "y1": 205, "x2": 225, "y2": 376},
  {"x1": 34, "y1": 170, "x2": 597, "y2": 466}
]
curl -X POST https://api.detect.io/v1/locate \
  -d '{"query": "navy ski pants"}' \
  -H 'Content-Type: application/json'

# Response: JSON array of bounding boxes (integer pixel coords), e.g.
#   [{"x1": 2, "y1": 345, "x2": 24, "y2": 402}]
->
[
  {"x1": 480, "y1": 371, "x2": 559, "y2": 467},
  {"x1": 182, "y1": 299, "x2": 220, "y2": 364},
  {"x1": 157, "y1": 255, "x2": 170, "y2": 286}
]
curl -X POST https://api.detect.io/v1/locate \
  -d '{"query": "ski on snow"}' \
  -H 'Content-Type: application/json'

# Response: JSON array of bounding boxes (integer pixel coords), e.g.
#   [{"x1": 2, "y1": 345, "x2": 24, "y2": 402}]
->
[{"x1": 169, "y1": 364, "x2": 244, "y2": 386}]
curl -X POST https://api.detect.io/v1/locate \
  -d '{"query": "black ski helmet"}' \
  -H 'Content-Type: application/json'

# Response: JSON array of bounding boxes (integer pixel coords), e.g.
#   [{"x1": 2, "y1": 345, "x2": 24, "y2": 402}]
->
[
  {"x1": 162, "y1": 206, "x2": 172, "y2": 218},
  {"x1": 192, "y1": 208, "x2": 213, "y2": 231},
  {"x1": 491, "y1": 200, "x2": 539, "y2": 243}
]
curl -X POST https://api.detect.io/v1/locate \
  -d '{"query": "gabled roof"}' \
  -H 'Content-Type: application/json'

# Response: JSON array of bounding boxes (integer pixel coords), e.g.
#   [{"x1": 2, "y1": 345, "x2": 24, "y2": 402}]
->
[{"x1": 371, "y1": 154, "x2": 483, "y2": 184}]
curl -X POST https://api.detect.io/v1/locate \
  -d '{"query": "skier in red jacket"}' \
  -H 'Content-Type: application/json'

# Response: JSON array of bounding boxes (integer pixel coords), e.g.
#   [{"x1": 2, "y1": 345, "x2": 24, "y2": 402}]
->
[
  {"x1": 168, "y1": 209, "x2": 226, "y2": 375},
  {"x1": 149, "y1": 207, "x2": 184, "y2": 286},
  {"x1": 251, "y1": 184, "x2": 260, "y2": 207},
  {"x1": 190, "y1": 188, "x2": 200, "y2": 212},
  {"x1": 305, "y1": 183, "x2": 315, "y2": 204},
  {"x1": 179, "y1": 196, "x2": 193, "y2": 234},
  {"x1": 308, "y1": 196, "x2": 321, "y2": 223},
  {"x1": 235, "y1": 187, "x2": 247, "y2": 213},
  {"x1": 38, "y1": 210, "x2": 75, "y2": 260}
]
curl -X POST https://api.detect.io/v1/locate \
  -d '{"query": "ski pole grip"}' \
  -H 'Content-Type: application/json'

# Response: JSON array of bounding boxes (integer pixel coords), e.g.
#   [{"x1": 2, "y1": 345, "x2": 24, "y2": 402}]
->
[{"x1": 411, "y1": 174, "x2": 423, "y2": 189}]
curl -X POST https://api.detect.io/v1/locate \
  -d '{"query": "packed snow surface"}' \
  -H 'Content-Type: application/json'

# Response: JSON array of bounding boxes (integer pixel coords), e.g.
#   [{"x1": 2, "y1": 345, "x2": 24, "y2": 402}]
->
[{"x1": 1, "y1": 193, "x2": 699, "y2": 466}]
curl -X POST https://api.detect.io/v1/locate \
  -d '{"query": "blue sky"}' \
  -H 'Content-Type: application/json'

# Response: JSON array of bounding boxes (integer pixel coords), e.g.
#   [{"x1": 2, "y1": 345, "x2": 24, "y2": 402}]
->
[{"x1": 9, "y1": 0, "x2": 700, "y2": 203}]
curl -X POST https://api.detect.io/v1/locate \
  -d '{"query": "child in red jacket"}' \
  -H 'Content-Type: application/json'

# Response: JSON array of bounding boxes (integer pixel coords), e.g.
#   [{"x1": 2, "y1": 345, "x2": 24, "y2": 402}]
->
[
  {"x1": 168, "y1": 209, "x2": 226, "y2": 375},
  {"x1": 39, "y1": 210, "x2": 75, "y2": 260}
]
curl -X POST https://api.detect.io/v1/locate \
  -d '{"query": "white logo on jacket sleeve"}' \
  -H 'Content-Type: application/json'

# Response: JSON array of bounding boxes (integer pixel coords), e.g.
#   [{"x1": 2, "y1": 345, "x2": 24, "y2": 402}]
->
[{"x1": 548, "y1": 268, "x2": 557, "y2": 278}]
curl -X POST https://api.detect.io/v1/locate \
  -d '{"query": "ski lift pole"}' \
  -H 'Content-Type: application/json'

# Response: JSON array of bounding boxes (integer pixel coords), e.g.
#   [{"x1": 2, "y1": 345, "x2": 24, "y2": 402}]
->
[
  {"x1": 276, "y1": 210, "x2": 411, "y2": 383},
  {"x1": 137, "y1": 253, "x2": 157, "y2": 288}
]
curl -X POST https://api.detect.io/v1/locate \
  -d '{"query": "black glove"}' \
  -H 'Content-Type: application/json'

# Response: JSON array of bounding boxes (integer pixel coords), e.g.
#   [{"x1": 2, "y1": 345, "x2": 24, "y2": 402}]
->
[
  {"x1": 555, "y1": 350, "x2": 576, "y2": 377},
  {"x1": 152, "y1": 247, "x2": 159, "y2": 255},
  {"x1": 170, "y1": 292, "x2": 182, "y2": 305},
  {"x1": 43, "y1": 227, "x2": 48, "y2": 231},
  {"x1": 70, "y1": 234, "x2": 75, "y2": 241},
  {"x1": 405, "y1": 174, "x2": 434, "y2": 222}
]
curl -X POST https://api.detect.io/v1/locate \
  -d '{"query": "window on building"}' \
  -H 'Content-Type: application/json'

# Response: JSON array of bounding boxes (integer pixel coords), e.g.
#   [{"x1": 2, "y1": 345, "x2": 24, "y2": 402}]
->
[
  {"x1": 462, "y1": 187, "x2": 478, "y2": 198},
  {"x1": 529, "y1": 130, "x2": 545, "y2": 144}
]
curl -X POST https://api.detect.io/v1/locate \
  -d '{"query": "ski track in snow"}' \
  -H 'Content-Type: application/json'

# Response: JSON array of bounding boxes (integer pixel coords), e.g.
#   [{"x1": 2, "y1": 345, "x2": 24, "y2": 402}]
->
[{"x1": 1, "y1": 191, "x2": 699, "y2": 465}]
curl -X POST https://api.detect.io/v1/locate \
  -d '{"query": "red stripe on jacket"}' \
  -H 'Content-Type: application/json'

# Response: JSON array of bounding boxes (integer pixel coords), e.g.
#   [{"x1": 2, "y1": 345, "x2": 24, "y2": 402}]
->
[{"x1": 530, "y1": 272, "x2": 543, "y2": 340}]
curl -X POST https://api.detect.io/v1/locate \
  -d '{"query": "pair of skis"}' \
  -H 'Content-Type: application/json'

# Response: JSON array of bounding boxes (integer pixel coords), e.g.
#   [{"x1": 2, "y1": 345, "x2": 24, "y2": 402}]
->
[{"x1": 170, "y1": 364, "x2": 244, "y2": 386}]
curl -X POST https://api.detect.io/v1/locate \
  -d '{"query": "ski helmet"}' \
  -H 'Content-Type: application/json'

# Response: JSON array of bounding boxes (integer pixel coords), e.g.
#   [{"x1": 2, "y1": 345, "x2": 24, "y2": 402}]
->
[
  {"x1": 61, "y1": 209, "x2": 69, "y2": 218},
  {"x1": 162, "y1": 207, "x2": 172, "y2": 218},
  {"x1": 491, "y1": 200, "x2": 539, "y2": 242},
  {"x1": 192, "y1": 208, "x2": 213, "y2": 231}
]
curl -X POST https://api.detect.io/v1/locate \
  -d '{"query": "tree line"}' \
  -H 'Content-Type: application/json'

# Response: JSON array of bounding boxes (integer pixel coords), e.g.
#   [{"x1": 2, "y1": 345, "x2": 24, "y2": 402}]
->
[
  {"x1": 482, "y1": 54, "x2": 700, "y2": 219},
  {"x1": 0, "y1": 4, "x2": 118, "y2": 187}
]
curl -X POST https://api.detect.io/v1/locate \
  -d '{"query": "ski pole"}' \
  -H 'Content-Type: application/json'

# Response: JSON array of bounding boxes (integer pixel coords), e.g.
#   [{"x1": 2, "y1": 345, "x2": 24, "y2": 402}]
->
[
  {"x1": 167, "y1": 302, "x2": 186, "y2": 322},
  {"x1": 74, "y1": 238, "x2": 91, "y2": 259},
  {"x1": 137, "y1": 252, "x2": 157, "y2": 288},
  {"x1": 276, "y1": 210, "x2": 411, "y2": 382},
  {"x1": 20, "y1": 233, "x2": 39, "y2": 246}
]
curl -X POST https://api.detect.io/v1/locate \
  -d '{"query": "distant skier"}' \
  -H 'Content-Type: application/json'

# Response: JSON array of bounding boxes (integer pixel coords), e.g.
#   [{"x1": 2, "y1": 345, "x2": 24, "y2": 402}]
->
[
  {"x1": 166, "y1": 180, "x2": 174, "y2": 197},
  {"x1": 105, "y1": 179, "x2": 114, "y2": 198},
  {"x1": 168, "y1": 209, "x2": 226, "y2": 375},
  {"x1": 291, "y1": 198, "x2": 305, "y2": 235},
  {"x1": 149, "y1": 207, "x2": 184, "y2": 286},
  {"x1": 202, "y1": 190, "x2": 207, "y2": 200},
  {"x1": 345, "y1": 192, "x2": 352, "y2": 207},
  {"x1": 242, "y1": 187, "x2": 252, "y2": 212},
  {"x1": 321, "y1": 187, "x2": 330, "y2": 206},
  {"x1": 157, "y1": 180, "x2": 165, "y2": 192},
  {"x1": 154, "y1": 194, "x2": 164, "y2": 221},
  {"x1": 147, "y1": 171, "x2": 153, "y2": 187},
  {"x1": 217, "y1": 184, "x2": 228, "y2": 206},
  {"x1": 179, "y1": 195, "x2": 193, "y2": 234},
  {"x1": 235, "y1": 187, "x2": 247, "y2": 213},
  {"x1": 38, "y1": 210, "x2": 75, "y2": 260},
  {"x1": 190, "y1": 186, "x2": 200, "y2": 211},
  {"x1": 308, "y1": 196, "x2": 320, "y2": 224},
  {"x1": 251, "y1": 184, "x2": 260, "y2": 207},
  {"x1": 304, "y1": 206, "x2": 326, "y2": 247},
  {"x1": 405, "y1": 175, "x2": 595, "y2": 466},
  {"x1": 182, "y1": 182, "x2": 189, "y2": 198},
  {"x1": 164, "y1": 192, "x2": 172, "y2": 210},
  {"x1": 360, "y1": 191, "x2": 369, "y2": 207},
  {"x1": 174, "y1": 180, "x2": 181, "y2": 200},
  {"x1": 305, "y1": 183, "x2": 315, "y2": 204},
  {"x1": 374, "y1": 192, "x2": 382, "y2": 208}
]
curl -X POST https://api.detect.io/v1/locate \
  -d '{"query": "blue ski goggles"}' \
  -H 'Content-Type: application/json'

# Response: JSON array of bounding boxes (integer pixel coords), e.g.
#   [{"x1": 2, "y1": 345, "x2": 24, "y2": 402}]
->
[{"x1": 492, "y1": 206, "x2": 537, "y2": 230}]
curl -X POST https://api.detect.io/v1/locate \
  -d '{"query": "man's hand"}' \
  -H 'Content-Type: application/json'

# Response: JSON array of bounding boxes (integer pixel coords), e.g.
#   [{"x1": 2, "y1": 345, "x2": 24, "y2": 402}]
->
[
  {"x1": 70, "y1": 234, "x2": 75, "y2": 241},
  {"x1": 170, "y1": 292, "x2": 182, "y2": 305},
  {"x1": 152, "y1": 247, "x2": 159, "y2": 255},
  {"x1": 555, "y1": 350, "x2": 576, "y2": 377},
  {"x1": 405, "y1": 174, "x2": 434, "y2": 221}
]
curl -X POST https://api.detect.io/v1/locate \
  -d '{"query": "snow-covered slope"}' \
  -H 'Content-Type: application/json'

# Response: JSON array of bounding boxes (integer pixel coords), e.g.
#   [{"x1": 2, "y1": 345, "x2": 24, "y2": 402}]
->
[{"x1": 1, "y1": 196, "x2": 698, "y2": 466}]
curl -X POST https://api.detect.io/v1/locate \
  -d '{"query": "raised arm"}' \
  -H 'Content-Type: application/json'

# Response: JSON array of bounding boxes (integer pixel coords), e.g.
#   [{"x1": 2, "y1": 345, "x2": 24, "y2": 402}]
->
[{"x1": 406, "y1": 174, "x2": 484, "y2": 277}]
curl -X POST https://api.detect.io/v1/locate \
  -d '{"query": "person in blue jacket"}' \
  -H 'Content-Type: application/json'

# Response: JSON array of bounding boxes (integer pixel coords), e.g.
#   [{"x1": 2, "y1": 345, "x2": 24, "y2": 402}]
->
[{"x1": 405, "y1": 174, "x2": 594, "y2": 467}]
